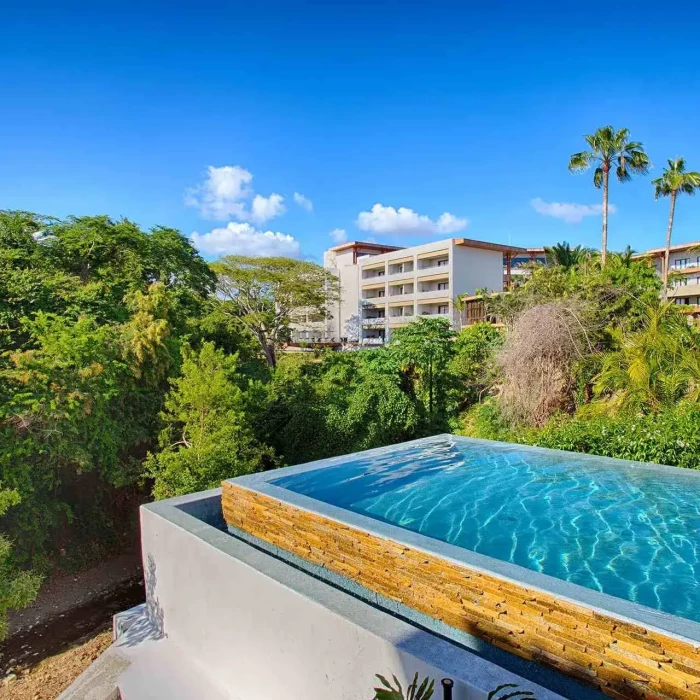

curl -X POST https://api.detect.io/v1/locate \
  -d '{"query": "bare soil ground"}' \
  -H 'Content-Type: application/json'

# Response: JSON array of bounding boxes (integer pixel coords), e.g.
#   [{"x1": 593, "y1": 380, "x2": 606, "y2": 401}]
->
[
  {"x1": 0, "y1": 629, "x2": 112, "y2": 700},
  {"x1": 0, "y1": 551, "x2": 144, "y2": 699}
]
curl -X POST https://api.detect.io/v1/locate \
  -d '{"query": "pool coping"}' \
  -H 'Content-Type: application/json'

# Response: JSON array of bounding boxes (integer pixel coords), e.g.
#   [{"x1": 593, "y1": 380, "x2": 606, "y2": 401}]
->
[{"x1": 225, "y1": 433, "x2": 700, "y2": 647}]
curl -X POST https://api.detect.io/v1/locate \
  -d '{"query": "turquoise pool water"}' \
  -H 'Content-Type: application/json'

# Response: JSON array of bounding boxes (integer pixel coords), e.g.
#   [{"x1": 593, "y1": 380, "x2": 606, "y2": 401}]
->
[{"x1": 271, "y1": 437, "x2": 700, "y2": 622}]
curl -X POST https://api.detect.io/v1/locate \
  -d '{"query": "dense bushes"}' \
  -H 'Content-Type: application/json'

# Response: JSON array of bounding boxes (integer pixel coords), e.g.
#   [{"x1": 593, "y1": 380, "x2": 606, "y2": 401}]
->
[{"x1": 464, "y1": 400, "x2": 700, "y2": 469}]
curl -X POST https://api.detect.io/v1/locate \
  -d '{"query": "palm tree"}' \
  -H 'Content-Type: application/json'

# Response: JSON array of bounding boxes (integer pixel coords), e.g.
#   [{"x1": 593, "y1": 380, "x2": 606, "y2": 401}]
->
[
  {"x1": 568, "y1": 126, "x2": 650, "y2": 266},
  {"x1": 652, "y1": 158, "x2": 700, "y2": 299},
  {"x1": 543, "y1": 241, "x2": 589, "y2": 269},
  {"x1": 593, "y1": 303, "x2": 697, "y2": 414}
]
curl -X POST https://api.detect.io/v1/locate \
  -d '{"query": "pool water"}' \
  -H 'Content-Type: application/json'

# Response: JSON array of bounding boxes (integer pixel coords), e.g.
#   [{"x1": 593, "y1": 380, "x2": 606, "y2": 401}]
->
[{"x1": 271, "y1": 436, "x2": 700, "y2": 622}]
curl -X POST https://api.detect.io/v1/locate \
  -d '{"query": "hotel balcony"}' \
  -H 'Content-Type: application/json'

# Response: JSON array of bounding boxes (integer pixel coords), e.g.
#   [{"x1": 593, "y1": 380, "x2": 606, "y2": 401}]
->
[
  {"x1": 388, "y1": 282, "x2": 414, "y2": 297},
  {"x1": 668, "y1": 283, "x2": 700, "y2": 298},
  {"x1": 362, "y1": 288, "x2": 386, "y2": 300},
  {"x1": 361, "y1": 260, "x2": 387, "y2": 280},
  {"x1": 416, "y1": 251, "x2": 449, "y2": 274},
  {"x1": 417, "y1": 300, "x2": 451, "y2": 317}
]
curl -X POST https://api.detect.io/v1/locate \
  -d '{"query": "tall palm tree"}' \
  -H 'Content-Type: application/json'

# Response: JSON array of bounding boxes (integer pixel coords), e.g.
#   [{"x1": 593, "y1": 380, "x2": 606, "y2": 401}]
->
[
  {"x1": 652, "y1": 158, "x2": 700, "y2": 299},
  {"x1": 568, "y1": 126, "x2": 650, "y2": 266},
  {"x1": 543, "y1": 241, "x2": 589, "y2": 269}
]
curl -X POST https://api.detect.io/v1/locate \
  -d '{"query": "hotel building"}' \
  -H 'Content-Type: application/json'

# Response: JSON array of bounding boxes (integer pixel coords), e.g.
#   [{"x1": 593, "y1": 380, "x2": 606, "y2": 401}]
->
[
  {"x1": 296, "y1": 238, "x2": 526, "y2": 345},
  {"x1": 633, "y1": 241, "x2": 700, "y2": 307}
]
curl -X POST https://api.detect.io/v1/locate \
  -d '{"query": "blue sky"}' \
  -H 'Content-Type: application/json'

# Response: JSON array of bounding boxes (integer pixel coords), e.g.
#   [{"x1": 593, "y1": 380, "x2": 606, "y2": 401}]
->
[{"x1": 3, "y1": 1, "x2": 700, "y2": 261}]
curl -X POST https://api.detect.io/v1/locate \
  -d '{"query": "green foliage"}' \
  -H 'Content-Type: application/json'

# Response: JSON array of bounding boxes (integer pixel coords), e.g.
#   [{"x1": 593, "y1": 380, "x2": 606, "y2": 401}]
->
[
  {"x1": 592, "y1": 303, "x2": 700, "y2": 414},
  {"x1": 486, "y1": 254, "x2": 661, "y2": 339},
  {"x1": 260, "y1": 350, "x2": 420, "y2": 466},
  {"x1": 450, "y1": 323, "x2": 503, "y2": 407},
  {"x1": 0, "y1": 487, "x2": 41, "y2": 640},
  {"x1": 373, "y1": 673, "x2": 434, "y2": 700},
  {"x1": 522, "y1": 404, "x2": 700, "y2": 468},
  {"x1": 146, "y1": 343, "x2": 274, "y2": 499},
  {"x1": 388, "y1": 317, "x2": 456, "y2": 429},
  {"x1": 211, "y1": 255, "x2": 340, "y2": 368},
  {"x1": 464, "y1": 400, "x2": 700, "y2": 470},
  {"x1": 544, "y1": 241, "x2": 591, "y2": 269},
  {"x1": 0, "y1": 211, "x2": 213, "y2": 572}
]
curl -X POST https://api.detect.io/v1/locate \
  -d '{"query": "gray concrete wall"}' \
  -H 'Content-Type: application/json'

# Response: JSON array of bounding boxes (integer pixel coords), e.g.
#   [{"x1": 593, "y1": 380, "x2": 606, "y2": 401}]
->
[{"x1": 140, "y1": 491, "x2": 569, "y2": 700}]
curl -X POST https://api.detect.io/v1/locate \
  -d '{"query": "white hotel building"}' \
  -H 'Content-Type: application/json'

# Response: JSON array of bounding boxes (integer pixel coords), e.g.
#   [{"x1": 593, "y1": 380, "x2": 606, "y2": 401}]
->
[{"x1": 296, "y1": 237, "x2": 525, "y2": 345}]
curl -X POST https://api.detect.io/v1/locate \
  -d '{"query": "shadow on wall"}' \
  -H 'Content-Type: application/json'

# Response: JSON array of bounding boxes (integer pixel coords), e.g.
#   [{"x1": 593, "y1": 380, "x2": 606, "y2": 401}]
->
[
  {"x1": 381, "y1": 627, "x2": 605, "y2": 700},
  {"x1": 118, "y1": 554, "x2": 165, "y2": 648}
]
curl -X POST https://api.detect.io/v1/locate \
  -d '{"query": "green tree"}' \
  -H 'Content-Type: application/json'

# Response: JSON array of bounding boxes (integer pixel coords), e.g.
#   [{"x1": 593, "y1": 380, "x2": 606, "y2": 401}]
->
[
  {"x1": 260, "y1": 350, "x2": 419, "y2": 466},
  {"x1": 451, "y1": 323, "x2": 503, "y2": 407},
  {"x1": 211, "y1": 256, "x2": 340, "y2": 368},
  {"x1": 388, "y1": 318, "x2": 456, "y2": 429},
  {"x1": 592, "y1": 303, "x2": 700, "y2": 414},
  {"x1": 0, "y1": 211, "x2": 213, "y2": 570},
  {"x1": 569, "y1": 126, "x2": 650, "y2": 265},
  {"x1": 0, "y1": 486, "x2": 42, "y2": 641},
  {"x1": 543, "y1": 241, "x2": 590, "y2": 269},
  {"x1": 652, "y1": 158, "x2": 700, "y2": 298},
  {"x1": 146, "y1": 343, "x2": 274, "y2": 499}
]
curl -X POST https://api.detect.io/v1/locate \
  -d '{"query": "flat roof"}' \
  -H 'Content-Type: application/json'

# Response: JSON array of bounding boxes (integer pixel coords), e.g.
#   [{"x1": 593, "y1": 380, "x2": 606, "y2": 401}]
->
[
  {"x1": 633, "y1": 241, "x2": 700, "y2": 258},
  {"x1": 327, "y1": 241, "x2": 405, "y2": 253},
  {"x1": 454, "y1": 238, "x2": 527, "y2": 254}
]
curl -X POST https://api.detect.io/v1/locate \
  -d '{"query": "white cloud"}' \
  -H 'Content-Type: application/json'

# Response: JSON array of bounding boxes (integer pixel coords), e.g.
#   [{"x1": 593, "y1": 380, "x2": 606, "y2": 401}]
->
[
  {"x1": 356, "y1": 203, "x2": 468, "y2": 236},
  {"x1": 531, "y1": 197, "x2": 617, "y2": 224},
  {"x1": 184, "y1": 165, "x2": 253, "y2": 220},
  {"x1": 293, "y1": 192, "x2": 313, "y2": 212},
  {"x1": 250, "y1": 193, "x2": 286, "y2": 224},
  {"x1": 191, "y1": 222, "x2": 301, "y2": 258},
  {"x1": 185, "y1": 165, "x2": 286, "y2": 224},
  {"x1": 329, "y1": 228, "x2": 347, "y2": 244}
]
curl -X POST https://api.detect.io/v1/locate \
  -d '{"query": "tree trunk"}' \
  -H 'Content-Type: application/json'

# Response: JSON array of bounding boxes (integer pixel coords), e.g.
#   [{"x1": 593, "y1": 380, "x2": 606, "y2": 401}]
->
[
  {"x1": 662, "y1": 191, "x2": 677, "y2": 301},
  {"x1": 262, "y1": 344, "x2": 277, "y2": 369},
  {"x1": 601, "y1": 167, "x2": 609, "y2": 266}
]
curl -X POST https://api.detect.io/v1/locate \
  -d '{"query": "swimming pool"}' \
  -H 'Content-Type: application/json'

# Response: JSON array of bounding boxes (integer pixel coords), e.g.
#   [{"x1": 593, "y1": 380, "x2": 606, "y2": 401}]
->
[
  {"x1": 222, "y1": 435, "x2": 700, "y2": 699},
  {"x1": 271, "y1": 436, "x2": 700, "y2": 623}
]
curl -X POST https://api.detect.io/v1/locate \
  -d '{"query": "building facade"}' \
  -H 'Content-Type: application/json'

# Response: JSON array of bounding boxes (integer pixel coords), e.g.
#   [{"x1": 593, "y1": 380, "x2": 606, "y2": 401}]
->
[
  {"x1": 634, "y1": 241, "x2": 700, "y2": 307},
  {"x1": 297, "y1": 238, "x2": 524, "y2": 345}
]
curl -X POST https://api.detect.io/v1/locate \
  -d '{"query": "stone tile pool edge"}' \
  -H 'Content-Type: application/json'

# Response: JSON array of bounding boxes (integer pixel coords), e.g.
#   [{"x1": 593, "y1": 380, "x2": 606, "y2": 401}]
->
[{"x1": 222, "y1": 434, "x2": 700, "y2": 700}]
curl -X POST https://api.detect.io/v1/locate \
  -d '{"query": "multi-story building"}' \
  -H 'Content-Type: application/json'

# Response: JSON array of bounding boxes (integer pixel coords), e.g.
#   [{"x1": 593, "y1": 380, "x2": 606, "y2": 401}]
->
[
  {"x1": 305, "y1": 237, "x2": 525, "y2": 345},
  {"x1": 506, "y1": 247, "x2": 547, "y2": 287},
  {"x1": 633, "y1": 241, "x2": 700, "y2": 307}
]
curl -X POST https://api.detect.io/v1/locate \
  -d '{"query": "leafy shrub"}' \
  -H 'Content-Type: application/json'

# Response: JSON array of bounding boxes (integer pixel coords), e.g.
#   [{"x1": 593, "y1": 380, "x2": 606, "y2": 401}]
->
[{"x1": 146, "y1": 343, "x2": 274, "y2": 499}]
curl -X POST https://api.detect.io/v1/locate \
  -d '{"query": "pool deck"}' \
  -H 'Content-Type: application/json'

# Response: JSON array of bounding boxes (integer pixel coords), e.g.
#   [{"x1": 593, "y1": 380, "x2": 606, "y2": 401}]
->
[{"x1": 223, "y1": 434, "x2": 700, "y2": 700}]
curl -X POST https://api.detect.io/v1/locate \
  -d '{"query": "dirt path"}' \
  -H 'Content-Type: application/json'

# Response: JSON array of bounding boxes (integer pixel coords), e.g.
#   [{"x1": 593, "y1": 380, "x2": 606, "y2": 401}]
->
[
  {"x1": 0, "y1": 629, "x2": 113, "y2": 700},
  {"x1": 0, "y1": 552, "x2": 145, "y2": 698}
]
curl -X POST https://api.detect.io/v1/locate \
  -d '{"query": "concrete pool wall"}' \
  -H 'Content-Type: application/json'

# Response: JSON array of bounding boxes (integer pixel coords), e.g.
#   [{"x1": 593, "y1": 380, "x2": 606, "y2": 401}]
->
[
  {"x1": 222, "y1": 436, "x2": 700, "y2": 700},
  {"x1": 133, "y1": 488, "x2": 566, "y2": 700}
]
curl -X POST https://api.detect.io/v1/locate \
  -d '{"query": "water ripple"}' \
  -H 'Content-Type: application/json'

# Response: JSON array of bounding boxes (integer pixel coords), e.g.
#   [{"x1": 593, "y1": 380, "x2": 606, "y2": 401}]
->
[{"x1": 272, "y1": 437, "x2": 700, "y2": 622}]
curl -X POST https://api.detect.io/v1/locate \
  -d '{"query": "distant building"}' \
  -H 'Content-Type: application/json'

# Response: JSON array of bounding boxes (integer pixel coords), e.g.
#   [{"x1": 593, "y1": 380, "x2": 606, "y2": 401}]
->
[
  {"x1": 633, "y1": 241, "x2": 700, "y2": 307},
  {"x1": 506, "y1": 247, "x2": 547, "y2": 287},
  {"x1": 291, "y1": 238, "x2": 525, "y2": 346}
]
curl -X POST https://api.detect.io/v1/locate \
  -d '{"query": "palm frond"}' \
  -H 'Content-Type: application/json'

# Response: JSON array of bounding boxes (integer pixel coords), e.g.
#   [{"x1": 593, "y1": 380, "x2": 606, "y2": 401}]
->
[
  {"x1": 568, "y1": 151, "x2": 596, "y2": 173},
  {"x1": 593, "y1": 167, "x2": 604, "y2": 188}
]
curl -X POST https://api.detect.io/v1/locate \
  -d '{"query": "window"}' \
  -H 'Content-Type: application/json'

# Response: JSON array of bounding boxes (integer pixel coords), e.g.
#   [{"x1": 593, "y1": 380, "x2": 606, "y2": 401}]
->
[
  {"x1": 675, "y1": 278, "x2": 688, "y2": 287},
  {"x1": 675, "y1": 298, "x2": 691, "y2": 305},
  {"x1": 437, "y1": 259, "x2": 449, "y2": 267},
  {"x1": 437, "y1": 281, "x2": 449, "y2": 291},
  {"x1": 438, "y1": 304, "x2": 449, "y2": 314},
  {"x1": 377, "y1": 290, "x2": 385, "y2": 297},
  {"x1": 674, "y1": 258, "x2": 690, "y2": 269},
  {"x1": 394, "y1": 285, "x2": 404, "y2": 295}
]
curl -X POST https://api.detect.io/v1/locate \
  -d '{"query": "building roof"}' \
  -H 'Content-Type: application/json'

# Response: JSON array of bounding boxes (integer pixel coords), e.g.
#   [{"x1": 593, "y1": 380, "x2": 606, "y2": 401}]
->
[
  {"x1": 632, "y1": 241, "x2": 700, "y2": 258},
  {"x1": 454, "y1": 238, "x2": 527, "y2": 254},
  {"x1": 327, "y1": 241, "x2": 405, "y2": 254}
]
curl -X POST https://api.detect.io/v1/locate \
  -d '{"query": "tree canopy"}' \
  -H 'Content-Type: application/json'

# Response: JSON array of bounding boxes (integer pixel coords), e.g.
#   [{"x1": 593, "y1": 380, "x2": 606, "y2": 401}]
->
[{"x1": 211, "y1": 255, "x2": 341, "y2": 367}]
